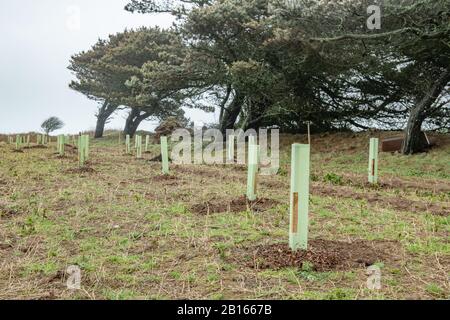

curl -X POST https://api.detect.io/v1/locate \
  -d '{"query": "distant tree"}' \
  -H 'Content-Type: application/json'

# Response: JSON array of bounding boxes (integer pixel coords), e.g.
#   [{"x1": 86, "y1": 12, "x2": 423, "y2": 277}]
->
[
  {"x1": 69, "y1": 27, "x2": 193, "y2": 138},
  {"x1": 41, "y1": 117, "x2": 64, "y2": 135}
]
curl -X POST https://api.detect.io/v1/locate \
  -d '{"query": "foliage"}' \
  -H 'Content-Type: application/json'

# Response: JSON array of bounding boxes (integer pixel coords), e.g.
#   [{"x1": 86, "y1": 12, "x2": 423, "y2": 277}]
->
[{"x1": 41, "y1": 117, "x2": 64, "y2": 135}]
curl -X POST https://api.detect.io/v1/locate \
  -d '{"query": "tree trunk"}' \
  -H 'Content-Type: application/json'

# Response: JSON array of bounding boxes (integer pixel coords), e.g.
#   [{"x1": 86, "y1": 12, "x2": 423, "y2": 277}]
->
[
  {"x1": 243, "y1": 99, "x2": 267, "y2": 131},
  {"x1": 219, "y1": 85, "x2": 232, "y2": 125},
  {"x1": 94, "y1": 101, "x2": 117, "y2": 138},
  {"x1": 124, "y1": 108, "x2": 151, "y2": 138},
  {"x1": 219, "y1": 92, "x2": 244, "y2": 134},
  {"x1": 402, "y1": 69, "x2": 450, "y2": 154}
]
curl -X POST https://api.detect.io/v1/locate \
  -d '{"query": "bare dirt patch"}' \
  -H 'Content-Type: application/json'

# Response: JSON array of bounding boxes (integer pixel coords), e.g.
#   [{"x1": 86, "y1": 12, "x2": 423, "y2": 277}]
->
[
  {"x1": 23, "y1": 145, "x2": 48, "y2": 150},
  {"x1": 231, "y1": 239, "x2": 400, "y2": 272},
  {"x1": 0, "y1": 204, "x2": 22, "y2": 218},
  {"x1": 143, "y1": 174, "x2": 183, "y2": 186},
  {"x1": 65, "y1": 167, "x2": 97, "y2": 174},
  {"x1": 148, "y1": 154, "x2": 172, "y2": 162},
  {"x1": 336, "y1": 173, "x2": 450, "y2": 194},
  {"x1": 312, "y1": 184, "x2": 450, "y2": 216},
  {"x1": 191, "y1": 196, "x2": 279, "y2": 215}
]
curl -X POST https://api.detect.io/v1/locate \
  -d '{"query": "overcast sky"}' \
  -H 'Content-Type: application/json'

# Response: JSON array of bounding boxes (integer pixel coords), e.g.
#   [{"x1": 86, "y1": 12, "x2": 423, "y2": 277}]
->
[{"x1": 0, "y1": 0, "x2": 216, "y2": 134}]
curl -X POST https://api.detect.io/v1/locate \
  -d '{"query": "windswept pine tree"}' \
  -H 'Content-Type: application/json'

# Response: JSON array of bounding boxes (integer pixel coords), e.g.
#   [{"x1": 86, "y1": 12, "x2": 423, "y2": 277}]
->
[
  {"x1": 126, "y1": 0, "x2": 449, "y2": 153},
  {"x1": 69, "y1": 27, "x2": 190, "y2": 137}
]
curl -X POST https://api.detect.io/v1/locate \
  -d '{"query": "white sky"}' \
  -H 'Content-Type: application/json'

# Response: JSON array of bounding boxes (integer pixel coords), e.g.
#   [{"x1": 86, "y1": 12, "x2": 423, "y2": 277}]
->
[{"x1": 0, "y1": 0, "x2": 217, "y2": 134}]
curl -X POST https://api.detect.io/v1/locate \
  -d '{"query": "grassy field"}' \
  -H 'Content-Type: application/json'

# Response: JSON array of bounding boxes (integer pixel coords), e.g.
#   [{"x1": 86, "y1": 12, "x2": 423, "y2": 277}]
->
[{"x1": 0, "y1": 131, "x2": 449, "y2": 300}]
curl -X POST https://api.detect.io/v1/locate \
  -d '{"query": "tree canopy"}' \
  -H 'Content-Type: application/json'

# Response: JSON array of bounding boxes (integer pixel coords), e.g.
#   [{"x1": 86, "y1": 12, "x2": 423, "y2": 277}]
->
[
  {"x1": 41, "y1": 117, "x2": 64, "y2": 135},
  {"x1": 68, "y1": 0, "x2": 449, "y2": 152}
]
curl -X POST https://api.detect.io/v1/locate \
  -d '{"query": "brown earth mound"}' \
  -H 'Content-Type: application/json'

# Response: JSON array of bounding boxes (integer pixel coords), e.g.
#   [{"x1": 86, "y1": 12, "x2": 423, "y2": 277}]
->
[
  {"x1": 65, "y1": 167, "x2": 96, "y2": 174},
  {"x1": 23, "y1": 145, "x2": 48, "y2": 150},
  {"x1": 232, "y1": 239, "x2": 399, "y2": 272},
  {"x1": 0, "y1": 204, "x2": 21, "y2": 218},
  {"x1": 312, "y1": 184, "x2": 449, "y2": 216},
  {"x1": 191, "y1": 196, "x2": 279, "y2": 215},
  {"x1": 148, "y1": 154, "x2": 162, "y2": 162},
  {"x1": 152, "y1": 174, "x2": 179, "y2": 182},
  {"x1": 336, "y1": 173, "x2": 450, "y2": 194}
]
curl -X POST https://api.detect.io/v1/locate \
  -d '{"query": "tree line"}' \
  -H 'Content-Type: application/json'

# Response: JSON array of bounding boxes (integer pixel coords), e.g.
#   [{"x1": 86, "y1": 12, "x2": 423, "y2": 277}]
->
[{"x1": 68, "y1": 0, "x2": 449, "y2": 154}]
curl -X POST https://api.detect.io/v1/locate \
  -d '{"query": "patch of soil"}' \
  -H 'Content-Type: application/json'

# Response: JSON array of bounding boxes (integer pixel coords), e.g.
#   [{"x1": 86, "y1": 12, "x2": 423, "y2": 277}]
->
[
  {"x1": 312, "y1": 184, "x2": 450, "y2": 216},
  {"x1": 0, "y1": 242, "x2": 13, "y2": 250},
  {"x1": 231, "y1": 239, "x2": 400, "y2": 272},
  {"x1": 54, "y1": 155, "x2": 72, "y2": 160},
  {"x1": 0, "y1": 204, "x2": 22, "y2": 218},
  {"x1": 152, "y1": 174, "x2": 179, "y2": 183},
  {"x1": 64, "y1": 144, "x2": 78, "y2": 151},
  {"x1": 337, "y1": 173, "x2": 450, "y2": 194},
  {"x1": 173, "y1": 165, "x2": 227, "y2": 179},
  {"x1": 12, "y1": 149, "x2": 24, "y2": 153},
  {"x1": 23, "y1": 145, "x2": 48, "y2": 150},
  {"x1": 191, "y1": 195, "x2": 279, "y2": 215},
  {"x1": 65, "y1": 167, "x2": 96, "y2": 174},
  {"x1": 231, "y1": 164, "x2": 248, "y2": 172},
  {"x1": 260, "y1": 180, "x2": 286, "y2": 189},
  {"x1": 148, "y1": 154, "x2": 164, "y2": 162},
  {"x1": 46, "y1": 270, "x2": 68, "y2": 284}
]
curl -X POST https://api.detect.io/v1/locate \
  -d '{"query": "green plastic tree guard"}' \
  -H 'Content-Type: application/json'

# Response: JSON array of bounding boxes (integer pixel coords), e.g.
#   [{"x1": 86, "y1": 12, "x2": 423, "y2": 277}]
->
[
  {"x1": 368, "y1": 138, "x2": 379, "y2": 184},
  {"x1": 15, "y1": 135, "x2": 20, "y2": 150},
  {"x1": 227, "y1": 135, "x2": 235, "y2": 162},
  {"x1": 161, "y1": 136, "x2": 169, "y2": 175},
  {"x1": 78, "y1": 135, "x2": 85, "y2": 166},
  {"x1": 136, "y1": 135, "x2": 142, "y2": 159},
  {"x1": 59, "y1": 135, "x2": 65, "y2": 156},
  {"x1": 289, "y1": 144, "x2": 310, "y2": 251},
  {"x1": 246, "y1": 144, "x2": 259, "y2": 201},
  {"x1": 145, "y1": 135, "x2": 150, "y2": 153},
  {"x1": 126, "y1": 135, "x2": 131, "y2": 154},
  {"x1": 84, "y1": 135, "x2": 90, "y2": 160}
]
